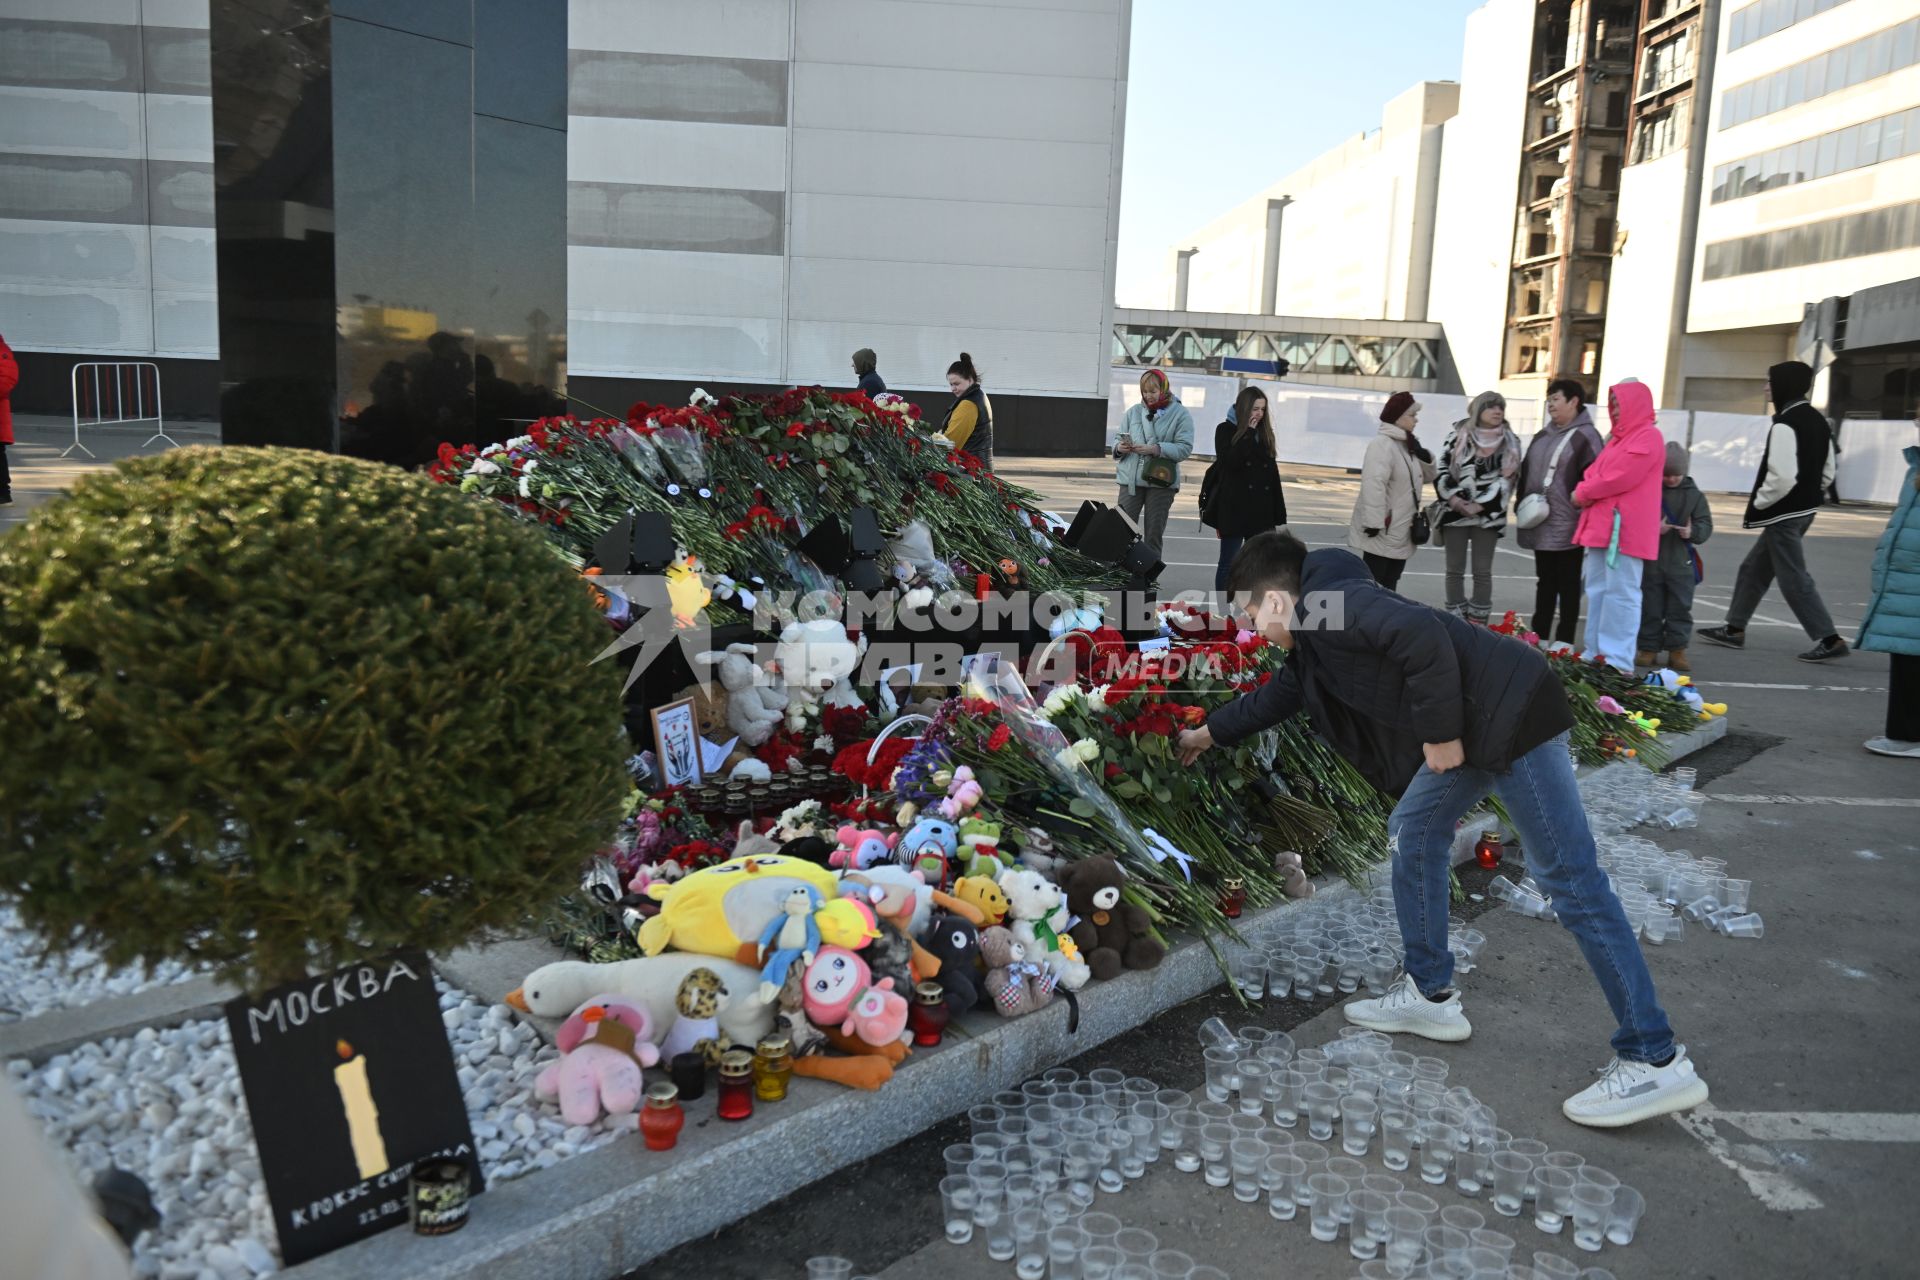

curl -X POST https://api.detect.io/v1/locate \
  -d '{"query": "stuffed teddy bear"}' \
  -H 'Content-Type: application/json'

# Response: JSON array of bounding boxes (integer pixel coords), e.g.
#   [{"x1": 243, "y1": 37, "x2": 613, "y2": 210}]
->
[
  {"x1": 958, "y1": 816, "x2": 1013, "y2": 880},
  {"x1": 999, "y1": 868, "x2": 1091, "y2": 991},
  {"x1": 980, "y1": 926, "x2": 1058, "y2": 1017},
  {"x1": 951, "y1": 875, "x2": 1009, "y2": 927},
  {"x1": 1059, "y1": 855, "x2": 1166, "y2": 982},
  {"x1": 696, "y1": 643, "x2": 787, "y2": 745},
  {"x1": 534, "y1": 995, "x2": 658, "y2": 1125},
  {"x1": 675, "y1": 679, "x2": 760, "y2": 780},
  {"x1": 897, "y1": 816, "x2": 959, "y2": 887},
  {"x1": 801, "y1": 946, "x2": 909, "y2": 1049},
  {"x1": 829, "y1": 824, "x2": 897, "y2": 872},
  {"x1": 1015, "y1": 825, "x2": 1070, "y2": 882},
  {"x1": 1273, "y1": 850, "x2": 1314, "y2": 900},
  {"x1": 938, "y1": 765, "x2": 984, "y2": 820},
  {"x1": 755, "y1": 885, "x2": 825, "y2": 1001},
  {"x1": 508, "y1": 954, "x2": 775, "y2": 1054},
  {"x1": 916, "y1": 911, "x2": 982, "y2": 1014},
  {"x1": 773, "y1": 619, "x2": 866, "y2": 730}
]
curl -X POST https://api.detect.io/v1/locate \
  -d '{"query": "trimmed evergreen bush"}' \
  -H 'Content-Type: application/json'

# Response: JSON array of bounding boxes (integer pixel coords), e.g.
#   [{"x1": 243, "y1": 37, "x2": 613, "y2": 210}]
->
[{"x1": 0, "y1": 447, "x2": 630, "y2": 990}]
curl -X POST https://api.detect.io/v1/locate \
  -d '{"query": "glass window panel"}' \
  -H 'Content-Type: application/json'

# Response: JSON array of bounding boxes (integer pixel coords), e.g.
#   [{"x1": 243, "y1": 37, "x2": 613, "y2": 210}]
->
[
  {"x1": 1835, "y1": 126, "x2": 1859, "y2": 173},
  {"x1": 1786, "y1": 62, "x2": 1806, "y2": 107},
  {"x1": 1883, "y1": 112, "x2": 1907, "y2": 162},
  {"x1": 1816, "y1": 132, "x2": 1839, "y2": 177},
  {"x1": 1805, "y1": 53, "x2": 1827, "y2": 98},
  {"x1": 1896, "y1": 20, "x2": 1919, "y2": 70},
  {"x1": 1768, "y1": 69, "x2": 1788, "y2": 114},
  {"x1": 1858, "y1": 120, "x2": 1882, "y2": 168},
  {"x1": 1908, "y1": 107, "x2": 1920, "y2": 156},
  {"x1": 1764, "y1": 0, "x2": 1785, "y2": 32},
  {"x1": 1866, "y1": 31, "x2": 1892, "y2": 80},
  {"x1": 1797, "y1": 137, "x2": 1818, "y2": 182},
  {"x1": 1793, "y1": 0, "x2": 1814, "y2": 20},
  {"x1": 1846, "y1": 39, "x2": 1869, "y2": 88}
]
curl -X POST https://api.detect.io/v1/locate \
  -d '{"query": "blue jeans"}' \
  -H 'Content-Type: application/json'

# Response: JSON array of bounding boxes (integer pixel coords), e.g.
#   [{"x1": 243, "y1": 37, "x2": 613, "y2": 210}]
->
[
  {"x1": 1214, "y1": 535, "x2": 1245, "y2": 591},
  {"x1": 1388, "y1": 731, "x2": 1675, "y2": 1063}
]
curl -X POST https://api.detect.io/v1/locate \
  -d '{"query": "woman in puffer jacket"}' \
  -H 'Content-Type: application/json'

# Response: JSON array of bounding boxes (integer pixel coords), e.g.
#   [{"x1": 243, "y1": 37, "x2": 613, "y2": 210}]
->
[{"x1": 1856, "y1": 408, "x2": 1920, "y2": 758}]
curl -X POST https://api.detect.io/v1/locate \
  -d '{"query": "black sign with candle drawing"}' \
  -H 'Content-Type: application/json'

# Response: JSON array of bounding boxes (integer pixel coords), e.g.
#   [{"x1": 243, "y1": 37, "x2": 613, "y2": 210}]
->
[{"x1": 223, "y1": 950, "x2": 482, "y2": 1264}]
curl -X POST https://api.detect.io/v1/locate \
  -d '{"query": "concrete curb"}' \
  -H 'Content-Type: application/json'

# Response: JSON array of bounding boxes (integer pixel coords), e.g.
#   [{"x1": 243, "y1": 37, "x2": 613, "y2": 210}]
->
[
  {"x1": 0, "y1": 976, "x2": 235, "y2": 1065},
  {"x1": 281, "y1": 717, "x2": 1731, "y2": 1280}
]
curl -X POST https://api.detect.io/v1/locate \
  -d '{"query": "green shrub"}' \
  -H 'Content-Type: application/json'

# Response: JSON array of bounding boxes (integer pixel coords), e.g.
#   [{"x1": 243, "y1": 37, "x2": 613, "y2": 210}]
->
[{"x1": 0, "y1": 447, "x2": 630, "y2": 990}]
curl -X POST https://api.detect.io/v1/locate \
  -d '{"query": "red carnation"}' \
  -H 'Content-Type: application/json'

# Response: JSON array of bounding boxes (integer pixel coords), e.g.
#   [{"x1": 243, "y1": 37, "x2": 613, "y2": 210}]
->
[{"x1": 987, "y1": 724, "x2": 1013, "y2": 752}]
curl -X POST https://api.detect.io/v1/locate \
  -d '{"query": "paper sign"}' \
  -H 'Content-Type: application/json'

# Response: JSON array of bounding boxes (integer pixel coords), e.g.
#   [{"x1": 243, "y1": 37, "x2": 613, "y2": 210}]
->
[
  {"x1": 224, "y1": 952, "x2": 479, "y2": 1264},
  {"x1": 700, "y1": 735, "x2": 740, "y2": 773}
]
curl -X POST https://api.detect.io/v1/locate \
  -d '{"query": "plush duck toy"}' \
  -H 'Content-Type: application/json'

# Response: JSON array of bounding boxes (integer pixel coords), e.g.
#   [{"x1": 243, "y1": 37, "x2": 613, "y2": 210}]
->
[
  {"x1": 637, "y1": 853, "x2": 839, "y2": 964},
  {"x1": 507, "y1": 954, "x2": 775, "y2": 1051},
  {"x1": 534, "y1": 995, "x2": 657, "y2": 1125}
]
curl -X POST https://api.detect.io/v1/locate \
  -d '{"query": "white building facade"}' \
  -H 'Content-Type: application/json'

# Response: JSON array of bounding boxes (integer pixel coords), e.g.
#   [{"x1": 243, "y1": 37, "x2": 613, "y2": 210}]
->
[
  {"x1": 1154, "y1": 81, "x2": 1458, "y2": 323},
  {"x1": 0, "y1": 0, "x2": 1132, "y2": 432}
]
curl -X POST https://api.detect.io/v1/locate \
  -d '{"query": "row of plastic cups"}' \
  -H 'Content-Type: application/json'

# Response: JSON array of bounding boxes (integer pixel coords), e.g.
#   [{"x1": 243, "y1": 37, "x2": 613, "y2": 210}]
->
[{"x1": 1036, "y1": 1220, "x2": 1228, "y2": 1280}]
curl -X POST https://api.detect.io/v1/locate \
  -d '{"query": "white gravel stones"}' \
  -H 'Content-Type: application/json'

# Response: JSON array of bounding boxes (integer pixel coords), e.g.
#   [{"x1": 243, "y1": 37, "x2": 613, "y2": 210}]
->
[
  {"x1": 0, "y1": 904, "x2": 203, "y2": 1022},
  {"x1": 11, "y1": 978, "x2": 635, "y2": 1276}
]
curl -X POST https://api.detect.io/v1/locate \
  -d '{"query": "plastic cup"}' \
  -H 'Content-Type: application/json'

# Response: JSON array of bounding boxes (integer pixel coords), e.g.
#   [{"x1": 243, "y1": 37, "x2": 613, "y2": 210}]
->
[
  {"x1": 1233, "y1": 951, "x2": 1266, "y2": 999},
  {"x1": 1081, "y1": 1245, "x2": 1123, "y2": 1280},
  {"x1": 1040, "y1": 1190, "x2": 1080, "y2": 1227},
  {"x1": 1348, "y1": 1189, "x2": 1393, "y2": 1261},
  {"x1": 1381, "y1": 1108, "x2": 1417, "y2": 1172},
  {"x1": 1308, "y1": 1173, "x2": 1350, "y2": 1242},
  {"x1": 1064, "y1": 1141, "x2": 1101, "y2": 1204},
  {"x1": 1236, "y1": 1058, "x2": 1273, "y2": 1116},
  {"x1": 1341, "y1": 1094, "x2": 1380, "y2": 1157},
  {"x1": 1383, "y1": 1206, "x2": 1429, "y2": 1274},
  {"x1": 806, "y1": 1258, "x2": 853, "y2": 1280},
  {"x1": 1229, "y1": 1138, "x2": 1268, "y2": 1204},
  {"x1": 1266, "y1": 1152, "x2": 1307, "y2": 1220},
  {"x1": 1272, "y1": 1067, "x2": 1309, "y2": 1129},
  {"x1": 943, "y1": 1142, "x2": 978, "y2": 1180},
  {"x1": 1170, "y1": 1112, "x2": 1205, "y2": 1173},
  {"x1": 1047, "y1": 1223, "x2": 1090, "y2": 1279},
  {"x1": 1533, "y1": 1252, "x2": 1580, "y2": 1279},
  {"x1": 1420, "y1": 1119, "x2": 1458, "y2": 1184},
  {"x1": 1147, "y1": 1251, "x2": 1193, "y2": 1280},
  {"x1": 945, "y1": 1179, "x2": 987, "y2": 1237},
  {"x1": 1202, "y1": 1046, "x2": 1240, "y2": 1103},
  {"x1": 1720, "y1": 878, "x2": 1752, "y2": 913},
  {"x1": 1506, "y1": 1139, "x2": 1548, "y2": 1199},
  {"x1": 1424, "y1": 1224, "x2": 1472, "y2": 1268},
  {"x1": 1491, "y1": 1151, "x2": 1530, "y2": 1217},
  {"x1": 1464, "y1": 1246, "x2": 1509, "y2": 1275},
  {"x1": 975, "y1": 1187, "x2": 1011, "y2": 1260},
  {"x1": 1605, "y1": 1185, "x2": 1645, "y2": 1246},
  {"x1": 1471, "y1": 1226, "x2": 1516, "y2": 1262},
  {"x1": 1533, "y1": 1167, "x2": 1577, "y2": 1234},
  {"x1": 1571, "y1": 1183, "x2": 1615, "y2": 1252},
  {"x1": 1112, "y1": 1226, "x2": 1157, "y2": 1262},
  {"x1": 970, "y1": 1103, "x2": 1007, "y2": 1137},
  {"x1": 1725, "y1": 912, "x2": 1765, "y2": 938},
  {"x1": 1542, "y1": 1150, "x2": 1585, "y2": 1175},
  {"x1": 1044, "y1": 1067, "x2": 1080, "y2": 1088},
  {"x1": 1442, "y1": 1204, "x2": 1487, "y2": 1236},
  {"x1": 1079, "y1": 1210, "x2": 1122, "y2": 1249},
  {"x1": 1199, "y1": 1123, "x2": 1234, "y2": 1188},
  {"x1": 1130, "y1": 1104, "x2": 1168, "y2": 1167},
  {"x1": 1304, "y1": 1081, "x2": 1342, "y2": 1141}
]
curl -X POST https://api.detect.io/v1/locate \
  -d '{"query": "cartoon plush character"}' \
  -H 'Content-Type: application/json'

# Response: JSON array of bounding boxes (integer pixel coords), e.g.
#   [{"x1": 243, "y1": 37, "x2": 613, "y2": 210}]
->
[
  {"x1": 637, "y1": 853, "x2": 839, "y2": 962},
  {"x1": 695, "y1": 643, "x2": 787, "y2": 745},
  {"x1": 917, "y1": 912, "x2": 983, "y2": 1014},
  {"x1": 658, "y1": 967, "x2": 729, "y2": 1064},
  {"x1": 507, "y1": 955, "x2": 775, "y2": 1056},
  {"x1": 1000, "y1": 868, "x2": 1091, "y2": 991},
  {"x1": 952, "y1": 875, "x2": 1009, "y2": 927},
  {"x1": 755, "y1": 885, "x2": 825, "y2": 1001},
  {"x1": 534, "y1": 995, "x2": 658, "y2": 1125},
  {"x1": 769, "y1": 966, "x2": 892, "y2": 1091},
  {"x1": 938, "y1": 765, "x2": 985, "y2": 820},
  {"x1": 801, "y1": 946, "x2": 909, "y2": 1049},
  {"x1": 980, "y1": 926, "x2": 1058, "y2": 1017},
  {"x1": 814, "y1": 895, "x2": 883, "y2": 951},
  {"x1": 897, "y1": 816, "x2": 959, "y2": 886},
  {"x1": 1059, "y1": 855, "x2": 1166, "y2": 982},
  {"x1": 958, "y1": 817, "x2": 1012, "y2": 879},
  {"x1": 830, "y1": 824, "x2": 897, "y2": 872}
]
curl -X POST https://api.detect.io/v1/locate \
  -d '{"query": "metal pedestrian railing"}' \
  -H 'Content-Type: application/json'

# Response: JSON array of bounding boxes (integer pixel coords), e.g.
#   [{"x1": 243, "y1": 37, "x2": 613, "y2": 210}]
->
[{"x1": 68, "y1": 361, "x2": 176, "y2": 458}]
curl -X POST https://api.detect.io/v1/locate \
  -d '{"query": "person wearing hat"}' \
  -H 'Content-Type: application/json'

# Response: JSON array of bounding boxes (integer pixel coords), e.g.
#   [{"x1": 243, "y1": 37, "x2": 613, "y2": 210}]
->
[
  {"x1": 1699, "y1": 360, "x2": 1846, "y2": 661},
  {"x1": 1348, "y1": 391, "x2": 1436, "y2": 591},
  {"x1": 1115, "y1": 369, "x2": 1195, "y2": 590},
  {"x1": 850, "y1": 348, "x2": 885, "y2": 398},
  {"x1": 1636, "y1": 441, "x2": 1713, "y2": 672}
]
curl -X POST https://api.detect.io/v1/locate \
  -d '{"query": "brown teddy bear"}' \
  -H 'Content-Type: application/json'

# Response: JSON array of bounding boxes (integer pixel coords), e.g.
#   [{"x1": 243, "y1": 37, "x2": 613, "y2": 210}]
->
[
  {"x1": 980, "y1": 925, "x2": 1056, "y2": 1017},
  {"x1": 672, "y1": 679, "x2": 758, "y2": 779},
  {"x1": 1060, "y1": 855, "x2": 1166, "y2": 982}
]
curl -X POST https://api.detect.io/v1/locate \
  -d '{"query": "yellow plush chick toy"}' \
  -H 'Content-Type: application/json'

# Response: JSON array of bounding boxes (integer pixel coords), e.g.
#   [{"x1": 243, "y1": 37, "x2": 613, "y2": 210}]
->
[{"x1": 639, "y1": 854, "x2": 839, "y2": 961}]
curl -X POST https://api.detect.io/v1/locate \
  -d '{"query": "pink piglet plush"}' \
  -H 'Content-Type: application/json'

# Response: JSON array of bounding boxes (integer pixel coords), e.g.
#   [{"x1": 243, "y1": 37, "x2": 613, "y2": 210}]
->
[
  {"x1": 841, "y1": 979, "x2": 909, "y2": 1046},
  {"x1": 534, "y1": 994, "x2": 659, "y2": 1126}
]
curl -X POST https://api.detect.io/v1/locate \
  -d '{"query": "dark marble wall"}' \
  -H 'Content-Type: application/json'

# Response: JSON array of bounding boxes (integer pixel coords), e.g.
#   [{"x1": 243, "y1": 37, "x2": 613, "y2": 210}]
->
[{"x1": 210, "y1": 0, "x2": 566, "y2": 462}]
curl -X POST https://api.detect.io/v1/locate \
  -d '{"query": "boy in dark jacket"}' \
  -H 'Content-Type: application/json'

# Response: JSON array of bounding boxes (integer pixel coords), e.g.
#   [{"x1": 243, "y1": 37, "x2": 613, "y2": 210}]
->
[
  {"x1": 1178, "y1": 532, "x2": 1708, "y2": 1128},
  {"x1": 1636, "y1": 442, "x2": 1713, "y2": 672}
]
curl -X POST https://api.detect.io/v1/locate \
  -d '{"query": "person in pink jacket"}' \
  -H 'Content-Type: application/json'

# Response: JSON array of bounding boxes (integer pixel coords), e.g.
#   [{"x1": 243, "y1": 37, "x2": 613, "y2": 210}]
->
[{"x1": 1572, "y1": 380, "x2": 1665, "y2": 672}]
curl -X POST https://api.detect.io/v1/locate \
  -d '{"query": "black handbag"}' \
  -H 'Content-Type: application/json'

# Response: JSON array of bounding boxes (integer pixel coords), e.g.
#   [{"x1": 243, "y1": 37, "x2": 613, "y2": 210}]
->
[{"x1": 1403, "y1": 451, "x2": 1431, "y2": 546}]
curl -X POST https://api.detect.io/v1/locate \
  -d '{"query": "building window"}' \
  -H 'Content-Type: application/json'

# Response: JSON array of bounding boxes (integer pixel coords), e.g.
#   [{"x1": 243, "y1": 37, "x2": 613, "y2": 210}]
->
[
  {"x1": 1702, "y1": 198, "x2": 1920, "y2": 279},
  {"x1": 1639, "y1": 29, "x2": 1693, "y2": 97},
  {"x1": 1633, "y1": 103, "x2": 1688, "y2": 162},
  {"x1": 1728, "y1": 0, "x2": 1853, "y2": 53},
  {"x1": 1710, "y1": 106, "x2": 1920, "y2": 202},
  {"x1": 1720, "y1": 16, "x2": 1920, "y2": 129}
]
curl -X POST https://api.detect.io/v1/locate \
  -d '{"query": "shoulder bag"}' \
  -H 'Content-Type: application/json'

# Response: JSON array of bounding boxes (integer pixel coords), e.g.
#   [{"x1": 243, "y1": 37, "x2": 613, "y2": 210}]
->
[
  {"x1": 1401, "y1": 449, "x2": 1431, "y2": 547},
  {"x1": 1136, "y1": 409, "x2": 1177, "y2": 488},
  {"x1": 1515, "y1": 429, "x2": 1576, "y2": 530}
]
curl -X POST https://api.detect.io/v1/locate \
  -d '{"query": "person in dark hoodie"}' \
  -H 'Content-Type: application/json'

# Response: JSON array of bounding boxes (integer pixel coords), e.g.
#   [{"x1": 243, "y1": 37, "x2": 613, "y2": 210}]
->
[
  {"x1": 1699, "y1": 360, "x2": 1846, "y2": 661},
  {"x1": 1636, "y1": 442, "x2": 1713, "y2": 672},
  {"x1": 1178, "y1": 531, "x2": 1709, "y2": 1129},
  {"x1": 851, "y1": 348, "x2": 885, "y2": 397},
  {"x1": 1201, "y1": 385, "x2": 1288, "y2": 591}
]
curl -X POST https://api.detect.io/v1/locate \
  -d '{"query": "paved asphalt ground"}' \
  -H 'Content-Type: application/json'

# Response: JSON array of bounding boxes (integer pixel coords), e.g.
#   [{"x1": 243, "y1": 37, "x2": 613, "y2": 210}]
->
[{"x1": 9, "y1": 425, "x2": 1916, "y2": 1278}]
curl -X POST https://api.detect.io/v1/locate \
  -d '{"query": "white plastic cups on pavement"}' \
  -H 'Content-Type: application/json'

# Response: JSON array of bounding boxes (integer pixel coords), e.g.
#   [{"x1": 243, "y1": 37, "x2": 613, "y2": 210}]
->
[
  {"x1": 1490, "y1": 1151, "x2": 1529, "y2": 1217},
  {"x1": 1606, "y1": 1185, "x2": 1646, "y2": 1246},
  {"x1": 1307, "y1": 1173, "x2": 1350, "y2": 1243},
  {"x1": 1725, "y1": 913, "x2": 1765, "y2": 938},
  {"x1": 1347, "y1": 1189, "x2": 1392, "y2": 1261},
  {"x1": 1304, "y1": 1082, "x2": 1342, "y2": 1142},
  {"x1": 1202, "y1": 1047, "x2": 1239, "y2": 1104},
  {"x1": 1572, "y1": 1183, "x2": 1616, "y2": 1252},
  {"x1": 1194, "y1": 1017, "x2": 1245, "y2": 1054},
  {"x1": 1381, "y1": 1107, "x2": 1417, "y2": 1172},
  {"x1": 939, "y1": 1176, "x2": 975, "y2": 1244},
  {"x1": 1266, "y1": 1153, "x2": 1308, "y2": 1221},
  {"x1": 1341, "y1": 1095, "x2": 1380, "y2": 1157},
  {"x1": 1533, "y1": 1167, "x2": 1577, "y2": 1234}
]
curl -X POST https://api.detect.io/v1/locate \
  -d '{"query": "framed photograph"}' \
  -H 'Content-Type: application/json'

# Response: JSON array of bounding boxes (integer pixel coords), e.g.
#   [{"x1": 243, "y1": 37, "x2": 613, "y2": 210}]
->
[{"x1": 649, "y1": 697, "x2": 703, "y2": 788}]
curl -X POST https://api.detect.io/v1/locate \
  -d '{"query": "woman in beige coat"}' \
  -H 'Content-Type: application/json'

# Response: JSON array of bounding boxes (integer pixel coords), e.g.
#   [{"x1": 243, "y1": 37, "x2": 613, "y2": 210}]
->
[{"x1": 1348, "y1": 391, "x2": 1437, "y2": 590}]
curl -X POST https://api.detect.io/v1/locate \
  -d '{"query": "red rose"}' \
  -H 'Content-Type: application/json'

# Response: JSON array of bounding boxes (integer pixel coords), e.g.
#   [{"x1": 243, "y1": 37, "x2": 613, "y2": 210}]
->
[
  {"x1": 987, "y1": 724, "x2": 1013, "y2": 752},
  {"x1": 1104, "y1": 762, "x2": 1122, "y2": 780}
]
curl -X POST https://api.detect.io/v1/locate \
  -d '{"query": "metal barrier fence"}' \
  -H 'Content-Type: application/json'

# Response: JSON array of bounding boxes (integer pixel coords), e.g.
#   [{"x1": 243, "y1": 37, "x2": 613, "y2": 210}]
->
[{"x1": 68, "y1": 361, "x2": 176, "y2": 459}]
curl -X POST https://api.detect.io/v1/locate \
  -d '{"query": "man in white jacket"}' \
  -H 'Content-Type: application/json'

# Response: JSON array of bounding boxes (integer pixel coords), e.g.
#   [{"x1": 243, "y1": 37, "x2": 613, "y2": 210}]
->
[{"x1": 1699, "y1": 361, "x2": 1846, "y2": 662}]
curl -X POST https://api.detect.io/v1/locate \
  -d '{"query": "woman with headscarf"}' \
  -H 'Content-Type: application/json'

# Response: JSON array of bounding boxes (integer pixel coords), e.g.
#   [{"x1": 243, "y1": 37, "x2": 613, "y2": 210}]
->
[
  {"x1": 1201, "y1": 385, "x2": 1288, "y2": 591},
  {"x1": 1434, "y1": 390, "x2": 1521, "y2": 624},
  {"x1": 1115, "y1": 369, "x2": 1195, "y2": 587},
  {"x1": 1573, "y1": 381, "x2": 1666, "y2": 673},
  {"x1": 939, "y1": 352, "x2": 993, "y2": 468}
]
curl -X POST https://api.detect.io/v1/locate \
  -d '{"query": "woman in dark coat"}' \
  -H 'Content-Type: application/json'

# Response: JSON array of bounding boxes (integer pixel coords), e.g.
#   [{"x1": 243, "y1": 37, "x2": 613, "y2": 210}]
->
[{"x1": 1202, "y1": 385, "x2": 1288, "y2": 590}]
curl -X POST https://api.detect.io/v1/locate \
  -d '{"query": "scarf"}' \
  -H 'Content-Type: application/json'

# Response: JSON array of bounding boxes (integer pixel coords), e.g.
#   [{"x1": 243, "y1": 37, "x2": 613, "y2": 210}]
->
[{"x1": 1141, "y1": 375, "x2": 1173, "y2": 411}]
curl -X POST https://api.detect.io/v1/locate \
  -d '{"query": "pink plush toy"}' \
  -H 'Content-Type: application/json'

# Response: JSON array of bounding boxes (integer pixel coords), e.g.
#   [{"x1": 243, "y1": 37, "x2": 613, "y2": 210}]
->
[
  {"x1": 829, "y1": 824, "x2": 897, "y2": 872},
  {"x1": 800, "y1": 946, "x2": 909, "y2": 1047},
  {"x1": 938, "y1": 765, "x2": 984, "y2": 820},
  {"x1": 534, "y1": 994, "x2": 659, "y2": 1126}
]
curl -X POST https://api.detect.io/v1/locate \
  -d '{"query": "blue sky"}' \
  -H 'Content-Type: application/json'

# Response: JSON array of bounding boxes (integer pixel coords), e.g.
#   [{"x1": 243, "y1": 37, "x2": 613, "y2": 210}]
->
[{"x1": 1116, "y1": 0, "x2": 1488, "y2": 306}]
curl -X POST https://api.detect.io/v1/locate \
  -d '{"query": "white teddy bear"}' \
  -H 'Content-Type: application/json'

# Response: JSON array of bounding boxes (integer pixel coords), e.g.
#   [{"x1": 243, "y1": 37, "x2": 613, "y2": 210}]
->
[
  {"x1": 696, "y1": 643, "x2": 788, "y2": 746},
  {"x1": 772, "y1": 619, "x2": 867, "y2": 731},
  {"x1": 999, "y1": 868, "x2": 1091, "y2": 991}
]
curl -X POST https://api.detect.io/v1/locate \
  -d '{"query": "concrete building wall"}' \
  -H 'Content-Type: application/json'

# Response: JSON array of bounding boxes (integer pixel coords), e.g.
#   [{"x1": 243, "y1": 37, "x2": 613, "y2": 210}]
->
[
  {"x1": 1603, "y1": 148, "x2": 1693, "y2": 404},
  {"x1": 1427, "y1": 0, "x2": 1536, "y2": 398},
  {"x1": 1160, "y1": 81, "x2": 1459, "y2": 322}
]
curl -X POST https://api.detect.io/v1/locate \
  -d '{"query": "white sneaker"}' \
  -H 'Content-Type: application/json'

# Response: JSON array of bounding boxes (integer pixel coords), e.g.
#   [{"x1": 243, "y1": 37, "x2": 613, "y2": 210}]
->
[
  {"x1": 1562, "y1": 1045, "x2": 1709, "y2": 1128},
  {"x1": 1865, "y1": 737, "x2": 1920, "y2": 759},
  {"x1": 1342, "y1": 973, "x2": 1472, "y2": 1042}
]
